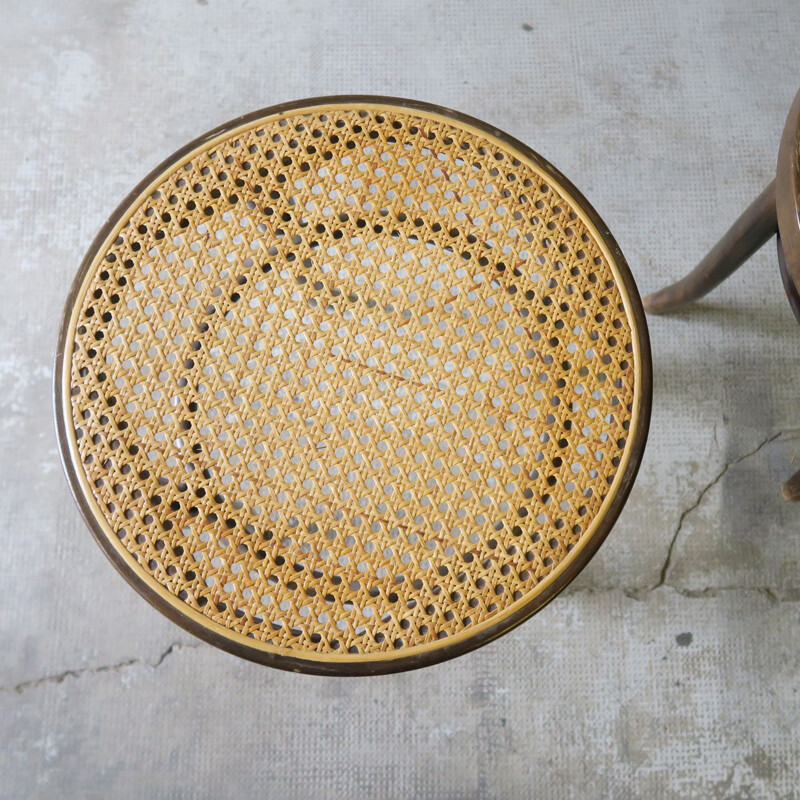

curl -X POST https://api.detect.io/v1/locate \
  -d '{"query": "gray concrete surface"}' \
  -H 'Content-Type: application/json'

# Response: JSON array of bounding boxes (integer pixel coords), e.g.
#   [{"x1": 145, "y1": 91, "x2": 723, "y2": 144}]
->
[{"x1": 3, "y1": 1, "x2": 800, "y2": 797}]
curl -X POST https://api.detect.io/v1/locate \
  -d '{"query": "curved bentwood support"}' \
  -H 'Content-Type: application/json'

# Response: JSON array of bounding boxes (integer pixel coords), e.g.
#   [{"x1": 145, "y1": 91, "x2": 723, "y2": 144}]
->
[
  {"x1": 644, "y1": 86, "x2": 800, "y2": 500},
  {"x1": 642, "y1": 181, "x2": 777, "y2": 315}
]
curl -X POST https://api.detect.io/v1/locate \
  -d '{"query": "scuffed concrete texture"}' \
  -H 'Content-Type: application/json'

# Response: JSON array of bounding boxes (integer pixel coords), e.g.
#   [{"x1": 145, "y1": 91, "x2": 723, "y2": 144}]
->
[
  {"x1": 2, "y1": 0, "x2": 800, "y2": 797},
  {"x1": 4, "y1": 592, "x2": 800, "y2": 799}
]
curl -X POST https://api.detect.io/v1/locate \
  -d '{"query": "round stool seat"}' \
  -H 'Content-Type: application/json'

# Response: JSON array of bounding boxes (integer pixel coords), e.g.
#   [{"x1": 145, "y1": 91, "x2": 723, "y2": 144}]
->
[{"x1": 57, "y1": 97, "x2": 651, "y2": 674}]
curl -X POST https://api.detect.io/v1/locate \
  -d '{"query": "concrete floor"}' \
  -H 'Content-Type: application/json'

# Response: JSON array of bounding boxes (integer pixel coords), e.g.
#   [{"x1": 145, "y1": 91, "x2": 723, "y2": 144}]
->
[{"x1": 3, "y1": 1, "x2": 800, "y2": 797}]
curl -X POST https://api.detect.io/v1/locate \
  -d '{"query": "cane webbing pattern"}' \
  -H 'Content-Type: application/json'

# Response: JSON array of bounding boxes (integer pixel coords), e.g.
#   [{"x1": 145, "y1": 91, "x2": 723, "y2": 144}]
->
[{"x1": 61, "y1": 100, "x2": 644, "y2": 670}]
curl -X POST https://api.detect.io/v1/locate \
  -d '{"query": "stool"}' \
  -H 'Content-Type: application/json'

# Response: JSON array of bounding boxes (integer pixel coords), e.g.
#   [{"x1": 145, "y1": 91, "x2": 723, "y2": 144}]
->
[
  {"x1": 644, "y1": 87, "x2": 800, "y2": 499},
  {"x1": 56, "y1": 97, "x2": 651, "y2": 674}
]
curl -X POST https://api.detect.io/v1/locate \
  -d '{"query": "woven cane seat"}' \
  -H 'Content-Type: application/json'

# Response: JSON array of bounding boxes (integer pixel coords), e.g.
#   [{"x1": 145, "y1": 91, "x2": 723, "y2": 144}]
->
[{"x1": 57, "y1": 97, "x2": 650, "y2": 674}]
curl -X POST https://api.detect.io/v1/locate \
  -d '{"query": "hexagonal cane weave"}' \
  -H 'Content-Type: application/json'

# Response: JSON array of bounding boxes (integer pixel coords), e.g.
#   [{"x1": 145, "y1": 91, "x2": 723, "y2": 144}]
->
[{"x1": 57, "y1": 97, "x2": 650, "y2": 674}]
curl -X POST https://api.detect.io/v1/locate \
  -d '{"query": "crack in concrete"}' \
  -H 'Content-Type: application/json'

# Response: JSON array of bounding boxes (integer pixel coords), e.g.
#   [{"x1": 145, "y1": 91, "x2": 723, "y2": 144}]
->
[
  {"x1": 648, "y1": 432, "x2": 781, "y2": 592},
  {"x1": 662, "y1": 585, "x2": 799, "y2": 603},
  {"x1": 6, "y1": 585, "x2": 800, "y2": 695},
  {"x1": 565, "y1": 583, "x2": 800, "y2": 602},
  {"x1": 5, "y1": 432, "x2": 799, "y2": 696},
  {"x1": 2, "y1": 641, "x2": 201, "y2": 696}
]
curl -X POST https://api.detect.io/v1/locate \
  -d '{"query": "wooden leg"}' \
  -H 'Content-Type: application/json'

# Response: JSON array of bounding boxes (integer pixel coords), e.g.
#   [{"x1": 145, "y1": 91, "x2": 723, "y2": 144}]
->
[
  {"x1": 782, "y1": 468, "x2": 800, "y2": 501},
  {"x1": 643, "y1": 180, "x2": 778, "y2": 314}
]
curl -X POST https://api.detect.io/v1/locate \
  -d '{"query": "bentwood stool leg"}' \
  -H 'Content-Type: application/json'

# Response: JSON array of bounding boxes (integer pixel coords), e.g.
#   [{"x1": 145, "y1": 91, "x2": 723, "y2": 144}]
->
[
  {"x1": 643, "y1": 180, "x2": 777, "y2": 314},
  {"x1": 645, "y1": 177, "x2": 800, "y2": 500},
  {"x1": 782, "y1": 467, "x2": 800, "y2": 501},
  {"x1": 647, "y1": 87, "x2": 800, "y2": 503},
  {"x1": 780, "y1": 240, "x2": 800, "y2": 501}
]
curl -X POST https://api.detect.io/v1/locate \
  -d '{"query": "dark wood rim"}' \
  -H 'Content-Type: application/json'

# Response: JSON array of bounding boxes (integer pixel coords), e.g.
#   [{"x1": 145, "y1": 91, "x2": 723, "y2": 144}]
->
[
  {"x1": 776, "y1": 87, "x2": 800, "y2": 323},
  {"x1": 55, "y1": 95, "x2": 652, "y2": 676},
  {"x1": 778, "y1": 237, "x2": 800, "y2": 322}
]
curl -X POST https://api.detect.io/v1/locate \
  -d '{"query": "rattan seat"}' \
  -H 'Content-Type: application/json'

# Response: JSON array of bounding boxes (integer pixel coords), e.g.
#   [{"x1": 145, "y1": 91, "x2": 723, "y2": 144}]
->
[{"x1": 56, "y1": 97, "x2": 651, "y2": 674}]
